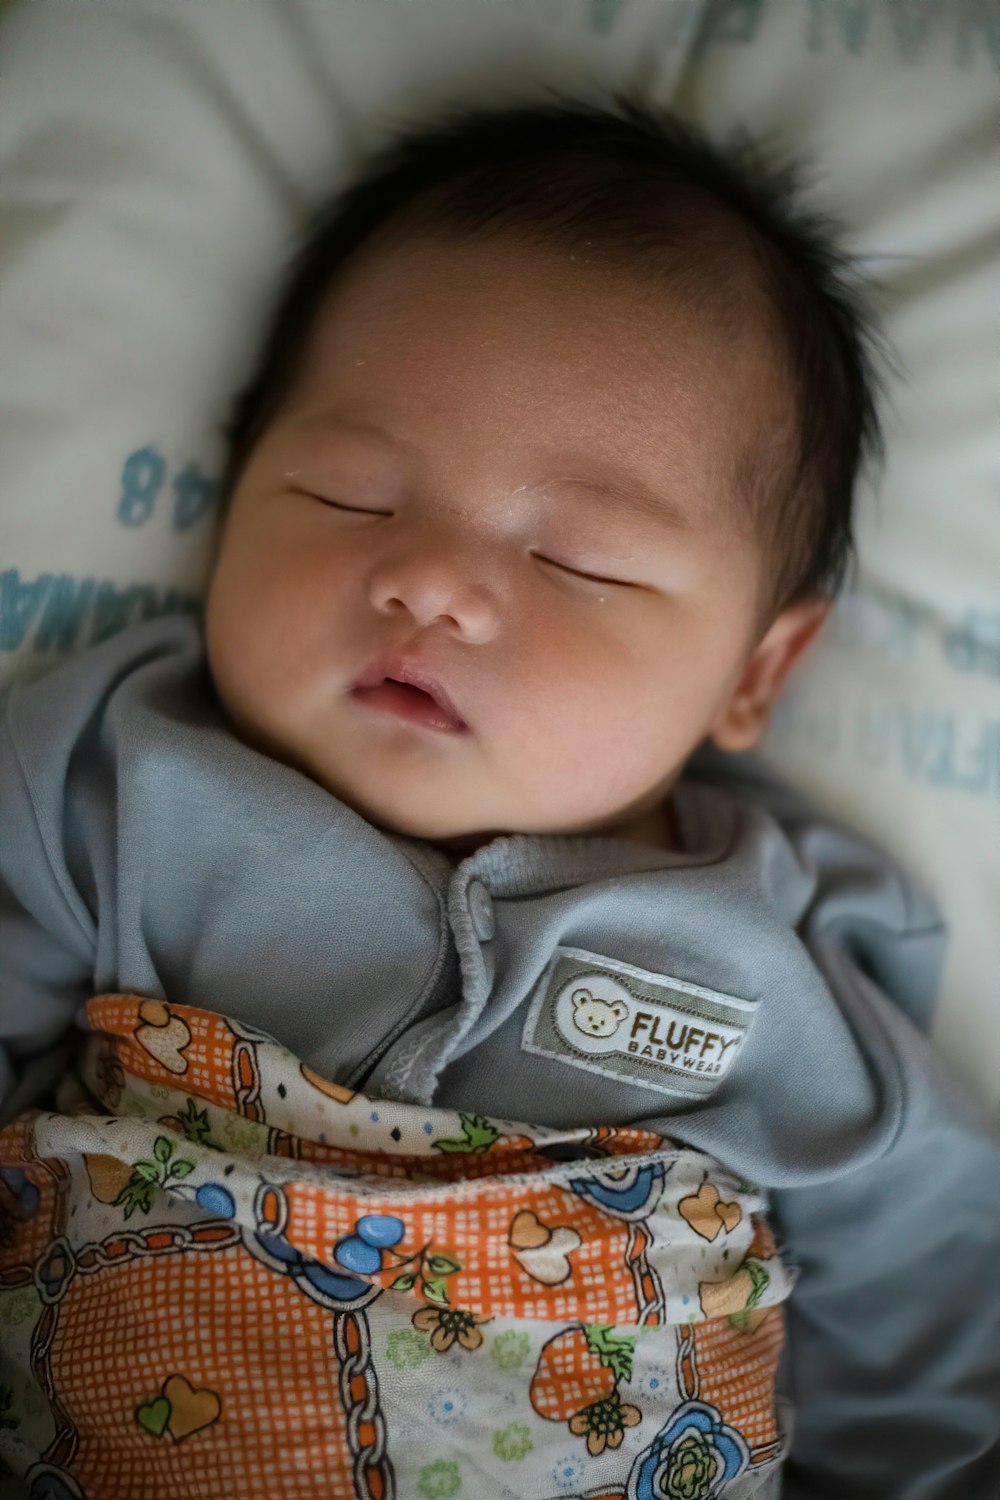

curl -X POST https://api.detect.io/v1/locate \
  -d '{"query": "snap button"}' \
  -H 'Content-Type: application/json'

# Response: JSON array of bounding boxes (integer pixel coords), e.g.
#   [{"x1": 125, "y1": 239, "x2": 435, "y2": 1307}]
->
[{"x1": 467, "y1": 879, "x2": 495, "y2": 942}]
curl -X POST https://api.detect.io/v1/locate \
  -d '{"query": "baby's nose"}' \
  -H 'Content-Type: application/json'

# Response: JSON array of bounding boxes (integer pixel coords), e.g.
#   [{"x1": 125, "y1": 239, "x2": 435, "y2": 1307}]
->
[{"x1": 368, "y1": 547, "x2": 501, "y2": 644}]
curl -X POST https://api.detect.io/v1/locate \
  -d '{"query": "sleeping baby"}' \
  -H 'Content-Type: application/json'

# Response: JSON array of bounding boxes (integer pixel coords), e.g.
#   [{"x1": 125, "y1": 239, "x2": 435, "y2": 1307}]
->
[{"x1": 1, "y1": 95, "x2": 998, "y2": 1500}]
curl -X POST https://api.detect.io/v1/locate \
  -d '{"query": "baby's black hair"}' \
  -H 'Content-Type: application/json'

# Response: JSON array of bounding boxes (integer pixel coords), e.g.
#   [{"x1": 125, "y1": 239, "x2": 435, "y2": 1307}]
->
[{"x1": 219, "y1": 92, "x2": 891, "y2": 625}]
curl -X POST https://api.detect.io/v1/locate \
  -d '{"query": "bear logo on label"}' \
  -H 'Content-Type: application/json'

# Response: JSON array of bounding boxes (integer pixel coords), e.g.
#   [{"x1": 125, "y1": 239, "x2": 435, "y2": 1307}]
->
[{"x1": 570, "y1": 988, "x2": 628, "y2": 1039}]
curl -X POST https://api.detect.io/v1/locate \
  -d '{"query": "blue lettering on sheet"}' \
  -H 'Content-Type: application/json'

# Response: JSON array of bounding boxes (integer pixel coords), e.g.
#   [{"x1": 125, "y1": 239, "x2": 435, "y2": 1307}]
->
[
  {"x1": 770, "y1": 695, "x2": 1000, "y2": 799},
  {"x1": 705, "y1": 0, "x2": 765, "y2": 44},
  {"x1": 826, "y1": 595, "x2": 1000, "y2": 682},
  {"x1": 943, "y1": 610, "x2": 1000, "y2": 681},
  {"x1": 0, "y1": 572, "x2": 49, "y2": 652},
  {"x1": 34, "y1": 575, "x2": 97, "y2": 652},
  {"x1": 699, "y1": 0, "x2": 998, "y2": 69},
  {"x1": 955, "y1": 4, "x2": 1000, "y2": 71},
  {"x1": 117, "y1": 446, "x2": 166, "y2": 526},
  {"x1": 172, "y1": 463, "x2": 218, "y2": 532},
  {"x1": 807, "y1": 0, "x2": 872, "y2": 54},
  {"x1": 116, "y1": 447, "x2": 220, "y2": 533},
  {"x1": 857, "y1": 705, "x2": 999, "y2": 796},
  {"x1": 583, "y1": 0, "x2": 707, "y2": 38},
  {"x1": 0, "y1": 569, "x2": 200, "y2": 655},
  {"x1": 887, "y1": 0, "x2": 949, "y2": 63}
]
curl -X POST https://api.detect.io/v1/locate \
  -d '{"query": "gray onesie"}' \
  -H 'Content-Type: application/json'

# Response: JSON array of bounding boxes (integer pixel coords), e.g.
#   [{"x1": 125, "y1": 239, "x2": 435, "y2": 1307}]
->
[{"x1": 1, "y1": 612, "x2": 998, "y2": 1499}]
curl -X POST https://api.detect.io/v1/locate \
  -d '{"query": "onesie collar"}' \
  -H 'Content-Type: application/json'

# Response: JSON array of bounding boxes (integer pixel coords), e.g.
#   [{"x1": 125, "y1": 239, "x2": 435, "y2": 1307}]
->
[{"x1": 386, "y1": 774, "x2": 739, "y2": 900}]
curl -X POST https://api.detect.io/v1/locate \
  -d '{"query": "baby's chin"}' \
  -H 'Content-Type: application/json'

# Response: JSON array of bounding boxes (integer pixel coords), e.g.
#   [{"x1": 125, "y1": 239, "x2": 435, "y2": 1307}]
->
[
  {"x1": 297, "y1": 760, "x2": 509, "y2": 848},
  {"x1": 372, "y1": 810, "x2": 513, "y2": 855}
]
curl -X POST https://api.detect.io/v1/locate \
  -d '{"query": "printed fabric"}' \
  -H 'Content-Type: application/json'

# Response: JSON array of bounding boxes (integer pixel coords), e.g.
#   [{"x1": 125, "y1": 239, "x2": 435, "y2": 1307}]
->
[{"x1": 0, "y1": 995, "x2": 794, "y2": 1499}]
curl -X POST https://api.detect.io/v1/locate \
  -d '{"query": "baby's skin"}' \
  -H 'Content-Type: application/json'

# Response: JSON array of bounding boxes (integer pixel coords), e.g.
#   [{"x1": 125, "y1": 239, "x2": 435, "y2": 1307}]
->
[{"x1": 205, "y1": 231, "x2": 830, "y2": 862}]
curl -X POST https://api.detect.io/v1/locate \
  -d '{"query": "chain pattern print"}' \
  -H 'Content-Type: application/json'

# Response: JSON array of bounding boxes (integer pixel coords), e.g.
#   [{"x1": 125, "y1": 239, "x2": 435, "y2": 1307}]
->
[{"x1": 0, "y1": 994, "x2": 793, "y2": 1499}]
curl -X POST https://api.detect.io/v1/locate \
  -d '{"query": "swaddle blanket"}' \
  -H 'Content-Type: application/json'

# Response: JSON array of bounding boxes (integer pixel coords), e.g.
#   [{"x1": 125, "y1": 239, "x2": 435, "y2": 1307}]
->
[{"x1": 0, "y1": 995, "x2": 793, "y2": 1499}]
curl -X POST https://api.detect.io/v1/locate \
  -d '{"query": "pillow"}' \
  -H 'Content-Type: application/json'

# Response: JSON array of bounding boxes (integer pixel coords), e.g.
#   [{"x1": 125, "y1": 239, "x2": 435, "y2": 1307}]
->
[
  {"x1": 673, "y1": 1, "x2": 1000, "y2": 1121},
  {"x1": 1, "y1": 0, "x2": 996, "y2": 1116}
]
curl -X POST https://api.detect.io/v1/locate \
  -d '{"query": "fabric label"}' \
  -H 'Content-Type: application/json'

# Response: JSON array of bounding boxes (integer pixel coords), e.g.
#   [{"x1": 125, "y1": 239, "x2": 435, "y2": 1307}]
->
[{"x1": 521, "y1": 945, "x2": 756, "y2": 1099}]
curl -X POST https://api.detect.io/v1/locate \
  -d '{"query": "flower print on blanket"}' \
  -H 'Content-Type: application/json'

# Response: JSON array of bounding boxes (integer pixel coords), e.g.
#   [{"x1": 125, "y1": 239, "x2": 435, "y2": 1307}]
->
[{"x1": 0, "y1": 993, "x2": 792, "y2": 1499}]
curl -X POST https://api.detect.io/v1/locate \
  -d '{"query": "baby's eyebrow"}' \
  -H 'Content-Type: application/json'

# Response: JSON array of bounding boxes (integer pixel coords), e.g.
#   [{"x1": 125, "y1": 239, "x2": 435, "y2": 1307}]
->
[
  {"x1": 543, "y1": 475, "x2": 691, "y2": 532},
  {"x1": 296, "y1": 411, "x2": 418, "y2": 455},
  {"x1": 295, "y1": 412, "x2": 691, "y2": 531}
]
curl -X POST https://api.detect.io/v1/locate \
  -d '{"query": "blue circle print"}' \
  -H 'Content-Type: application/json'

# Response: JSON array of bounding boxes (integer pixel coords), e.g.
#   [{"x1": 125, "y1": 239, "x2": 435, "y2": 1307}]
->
[
  {"x1": 195, "y1": 1183, "x2": 236, "y2": 1218},
  {"x1": 355, "y1": 1214, "x2": 405, "y2": 1249},
  {"x1": 333, "y1": 1234, "x2": 381, "y2": 1275},
  {"x1": 302, "y1": 1262, "x2": 370, "y2": 1301}
]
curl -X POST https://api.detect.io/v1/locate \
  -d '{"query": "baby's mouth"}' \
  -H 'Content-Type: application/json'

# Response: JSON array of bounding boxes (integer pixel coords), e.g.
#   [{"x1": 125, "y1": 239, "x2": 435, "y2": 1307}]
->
[
  {"x1": 351, "y1": 653, "x2": 469, "y2": 733},
  {"x1": 351, "y1": 678, "x2": 469, "y2": 735}
]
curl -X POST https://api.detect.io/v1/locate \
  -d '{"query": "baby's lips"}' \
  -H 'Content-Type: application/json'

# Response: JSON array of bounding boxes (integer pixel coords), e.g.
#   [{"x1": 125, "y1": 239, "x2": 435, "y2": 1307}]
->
[{"x1": 352, "y1": 650, "x2": 468, "y2": 728}]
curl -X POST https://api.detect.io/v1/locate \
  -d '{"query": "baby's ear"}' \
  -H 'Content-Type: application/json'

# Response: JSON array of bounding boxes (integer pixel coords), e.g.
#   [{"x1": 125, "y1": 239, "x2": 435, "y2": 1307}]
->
[{"x1": 708, "y1": 597, "x2": 832, "y2": 753}]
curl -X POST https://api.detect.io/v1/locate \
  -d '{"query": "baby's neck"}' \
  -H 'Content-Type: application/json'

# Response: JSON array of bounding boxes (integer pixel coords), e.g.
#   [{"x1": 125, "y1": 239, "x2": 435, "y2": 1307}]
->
[
  {"x1": 610, "y1": 797, "x2": 678, "y2": 854},
  {"x1": 427, "y1": 797, "x2": 678, "y2": 868}
]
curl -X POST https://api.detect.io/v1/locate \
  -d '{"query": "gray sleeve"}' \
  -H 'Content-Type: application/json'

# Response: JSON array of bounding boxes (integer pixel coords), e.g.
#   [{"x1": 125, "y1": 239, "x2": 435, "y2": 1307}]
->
[
  {"x1": 771, "y1": 815, "x2": 1000, "y2": 1499},
  {"x1": 0, "y1": 690, "x2": 96, "y2": 1126},
  {"x1": 775, "y1": 1133, "x2": 1000, "y2": 1499},
  {"x1": 683, "y1": 748, "x2": 999, "y2": 1495}
]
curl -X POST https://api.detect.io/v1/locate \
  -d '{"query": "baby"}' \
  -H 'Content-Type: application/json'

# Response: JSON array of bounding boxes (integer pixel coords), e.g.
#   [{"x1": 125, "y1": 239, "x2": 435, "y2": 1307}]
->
[{"x1": 1, "y1": 97, "x2": 998, "y2": 1500}]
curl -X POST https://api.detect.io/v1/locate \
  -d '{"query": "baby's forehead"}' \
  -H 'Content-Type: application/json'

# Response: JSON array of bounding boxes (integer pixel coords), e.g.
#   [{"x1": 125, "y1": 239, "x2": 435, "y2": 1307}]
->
[{"x1": 296, "y1": 228, "x2": 789, "y2": 463}]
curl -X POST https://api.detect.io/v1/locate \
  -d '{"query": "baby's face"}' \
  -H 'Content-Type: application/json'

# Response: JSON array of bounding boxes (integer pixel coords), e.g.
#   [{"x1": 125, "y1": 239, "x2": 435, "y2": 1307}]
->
[{"x1": 206, "y1": 233, "x2": 788, "y2": 858}]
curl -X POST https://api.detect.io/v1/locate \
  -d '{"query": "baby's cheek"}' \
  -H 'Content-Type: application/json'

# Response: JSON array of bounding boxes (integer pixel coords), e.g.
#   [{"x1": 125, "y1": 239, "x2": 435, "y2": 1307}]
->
[{"x1": 205, "y1": 558, "x2": 284, "y2": 720}]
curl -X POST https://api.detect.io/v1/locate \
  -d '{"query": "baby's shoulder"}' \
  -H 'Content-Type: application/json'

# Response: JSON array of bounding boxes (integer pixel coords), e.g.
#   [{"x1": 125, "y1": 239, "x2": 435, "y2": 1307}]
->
[{"x1": 2, "y1": 611, "x2": 208, "y2": 798}]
